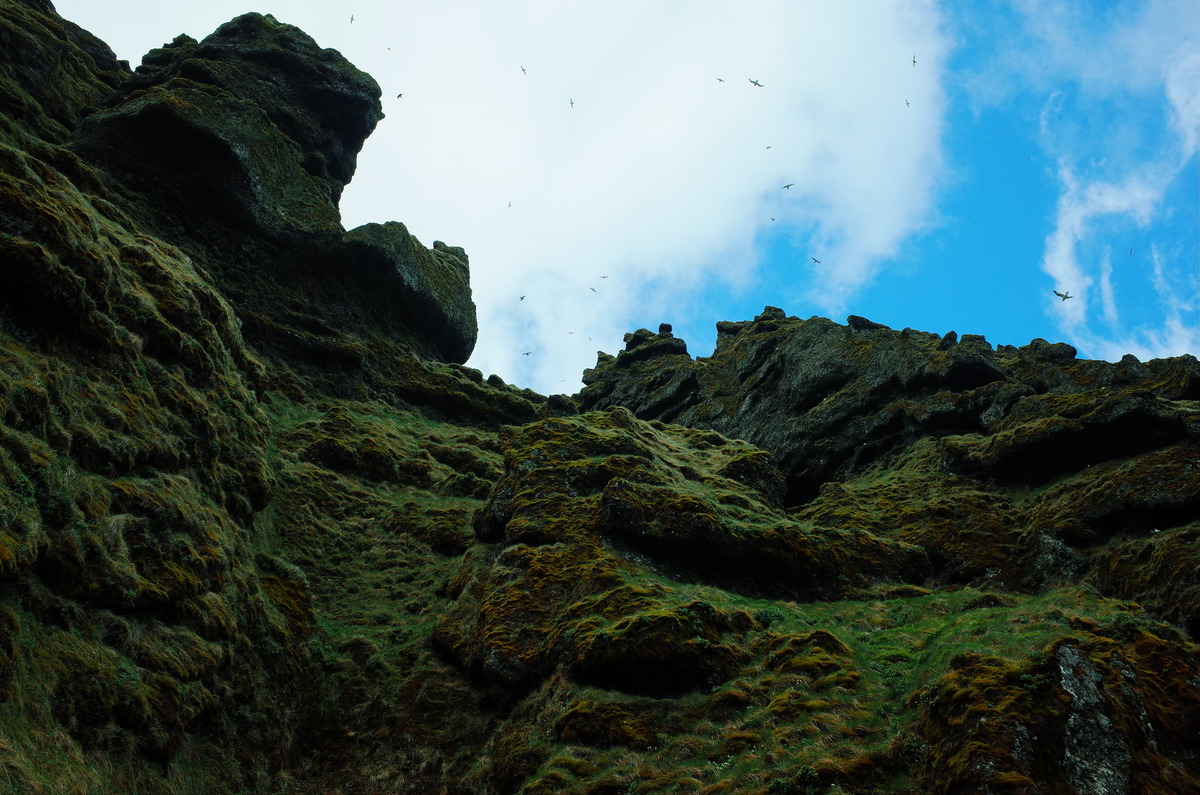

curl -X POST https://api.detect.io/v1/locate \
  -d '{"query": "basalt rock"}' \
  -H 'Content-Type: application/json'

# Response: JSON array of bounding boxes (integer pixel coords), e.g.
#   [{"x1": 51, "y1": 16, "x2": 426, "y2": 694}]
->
[
  {"x1": 3, "y1": 3, "x2": 1200, "y2": 794},
  {"x1": 67, "y1": 11, "x2": 476, "y2": 366},
  {"x1": 914, "y1": 634, "x2": 1200, "y2": 794},
  {"x1": 436, "y1": 407, "x2": 927, "y2": 696},
  {"x1": 0, "y1": 0, "x2": 130, "y2": 147},
  {"x1": 583, "y1": 309, "x2": 1200, "y2": 630},
  {"x1": 0, "y1": 2, "x2": 509, "y2": 791},
  {"x1": 77, "y1": 11, "x2": 382, "y2": 214},
  {"x1": 582, "y1": 309, "x2": 1200, "y2": 504}
]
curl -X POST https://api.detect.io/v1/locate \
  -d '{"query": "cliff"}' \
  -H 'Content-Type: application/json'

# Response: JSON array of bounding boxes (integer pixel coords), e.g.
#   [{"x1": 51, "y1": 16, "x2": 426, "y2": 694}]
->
[{"x1": 0, "y1": 2, "x2": 1197, "y2": 793}]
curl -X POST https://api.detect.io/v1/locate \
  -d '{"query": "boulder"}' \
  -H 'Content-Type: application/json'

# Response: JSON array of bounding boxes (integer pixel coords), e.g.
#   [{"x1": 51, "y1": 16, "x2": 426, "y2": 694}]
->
[{"x1": 67, "y1": 11, "x2": 477, "y2": 365}]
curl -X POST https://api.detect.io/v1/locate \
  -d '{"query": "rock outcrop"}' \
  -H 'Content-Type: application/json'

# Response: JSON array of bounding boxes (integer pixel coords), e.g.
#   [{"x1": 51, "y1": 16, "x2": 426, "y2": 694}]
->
[
  {"x1": 1, "y1": 3, "x2": 1198, "y2": 794},
  {"x1": 65, "y1": 10, "x2": 476, "y2": 367},
  {"x1": 435, "y1": 406, "x2": 928, "y2": 701},
  {"x1": 582, "y1": 309, "x2": 1199, "y2": 502},
  {"x1": 582, "y1": 310, "x2": 1200, "y2": 631},
  {"x1": 0, "y1": 2, "x2": 518, "y2": 791}
]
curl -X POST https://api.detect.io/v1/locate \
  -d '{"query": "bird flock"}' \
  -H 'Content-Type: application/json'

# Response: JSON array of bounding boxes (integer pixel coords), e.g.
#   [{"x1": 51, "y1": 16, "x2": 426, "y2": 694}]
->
[
  {"x1": 352, "y1": 16, "x2": 944, "y2": 361},
  {"x1": 345, "y1": 12, "x2": 1078, "y2": 358}
]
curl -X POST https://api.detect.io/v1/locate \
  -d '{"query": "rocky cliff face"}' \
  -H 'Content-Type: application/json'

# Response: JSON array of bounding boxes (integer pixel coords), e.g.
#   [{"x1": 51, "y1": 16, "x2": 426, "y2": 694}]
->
[
  {"x1": 580, "y1": 311, "x2": 1200, "y2": 628},
  {"x1": 1, "y1": 2, "x2": 1197, "y2": 794}
]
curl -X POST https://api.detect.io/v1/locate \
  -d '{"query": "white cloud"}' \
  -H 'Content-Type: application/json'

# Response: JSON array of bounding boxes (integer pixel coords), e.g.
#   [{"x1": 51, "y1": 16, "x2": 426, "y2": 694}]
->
[
  {"x1": 50, "y1": 0, "x2": 1198, "y2": 383},
  {"x1": 54, "y1": 0, "x2": 954, "y2": 392},
  {"x1": 1164, "y1": 46, "x2": 1200, "y2": 160},
  {"x1": 1019, "y1": 0, "x2": 1199, "y2": 361},
  {"x1": 330, "y1": 0, "x2": 951, "y2": 392},
  {"x1": 1097, "y1": 252, "x2": 1117, "y2": 326}
]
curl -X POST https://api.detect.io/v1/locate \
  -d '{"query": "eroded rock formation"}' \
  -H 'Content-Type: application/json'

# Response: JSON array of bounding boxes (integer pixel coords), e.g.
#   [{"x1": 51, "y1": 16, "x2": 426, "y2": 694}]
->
[{"x1": 1, "y1": 2, "x2": 1198, "y2": 793}]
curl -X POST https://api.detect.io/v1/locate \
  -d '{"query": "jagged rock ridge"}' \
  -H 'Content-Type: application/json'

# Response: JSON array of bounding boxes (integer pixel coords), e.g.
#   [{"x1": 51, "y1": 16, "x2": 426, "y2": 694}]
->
[
  {"x1": 579, "y1": 309, "x2": 1200, "y2": 633},
  {"x1": 1, "y1": 2, "x2": 1198, "y2": 793}
]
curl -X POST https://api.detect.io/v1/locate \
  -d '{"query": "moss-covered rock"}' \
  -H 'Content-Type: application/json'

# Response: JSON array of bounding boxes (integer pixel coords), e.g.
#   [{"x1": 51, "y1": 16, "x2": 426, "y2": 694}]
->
[
  {"x1": 3, "y1": 2, "x2": 1200, "y2": 793},
  {"x1": 581, "y1": 310, "x2": 1200, "y2": 506},
  {"x1": 0, "y1": 0, "x2": 129, "y2": 148},
  {"x1": 0, "y1": 0, "x2": 503, "y2": 789},
  {"x1": 90, "y1": 11, "x2": 382, "y2": 204},
  {"x1": 587, "y1": 312, "x2": 1200, "y2": 630},
  {"x1": 914, "y1": 631, "x2": 1200, "y2": 794},
  {"x1": 64, "y1": 10, "x2": 477, "y2": 369}
]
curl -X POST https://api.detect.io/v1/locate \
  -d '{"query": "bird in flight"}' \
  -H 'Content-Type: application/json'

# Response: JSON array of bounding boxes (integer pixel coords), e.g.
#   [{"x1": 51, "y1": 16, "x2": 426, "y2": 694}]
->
[
  {"x1": 905, "y1": 99, "x2": 910, "y2": 107},
  {"x1": 749, "y1": 78, "x2": 764, "y2": 87},
  {"x1": 507, "y1": 202, "x2": 511, "y2": 209},
  {"x1": 781, "y1": 183, "x2": 794, "y2": 190},
  {"x1": 1054, "y1": 290, "x2": 1073, "y2": 301},
  {"x1": 716, "y1": 77, "x2": 725, "y2": 83},
  {"x1": 766, "y1": 145, "x2": 772, "y2": 149},
  {"x1": 519, "y1": 295, "x2": 525, "y2": 301},
  {"x1": 396, "y1": 93, "x2": 403, "y2": 99},
  {"x1": 811, "y1": 257, "x2": 821, "y2": 264},
  {"x1": 570, "y1": 98, "x2": 574, "y2": 107},
  {"x1": 912, "y1": 55, "x2": 917, "y2": 67},
  {"x1": 521, "y1": 65, "x2": 526, "y2": 74},
  {"x1": 589, "y1": 287, "x2": 597, "y2": 293},
  {"x1": 600, "y1": 275, "x2": 609, "y2": 279},
  {"x1": 522, "y1": 351, "x2": 532, "y2": 356},
  {"x1": 350, "y1": 14, "x2": 355, "y2": 24}
]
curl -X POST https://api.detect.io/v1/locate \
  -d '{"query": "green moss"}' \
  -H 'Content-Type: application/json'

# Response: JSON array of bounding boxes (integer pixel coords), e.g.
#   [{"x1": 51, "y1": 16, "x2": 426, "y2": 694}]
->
[{"x1": 3, "y1": 3, "x2": 1199, "y2": 792}]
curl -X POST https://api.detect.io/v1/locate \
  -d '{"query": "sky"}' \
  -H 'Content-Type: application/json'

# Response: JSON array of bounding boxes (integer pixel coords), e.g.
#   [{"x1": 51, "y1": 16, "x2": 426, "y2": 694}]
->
[{"x1": 54, "y1": 0, "x2": 1199, "y2": 395}]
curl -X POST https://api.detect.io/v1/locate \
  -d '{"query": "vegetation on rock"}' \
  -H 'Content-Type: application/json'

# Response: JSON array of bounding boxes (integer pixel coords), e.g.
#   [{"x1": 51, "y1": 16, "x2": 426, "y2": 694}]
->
[{"x1": 0, "y1": 2, "x2": 1197, "y2": 793}]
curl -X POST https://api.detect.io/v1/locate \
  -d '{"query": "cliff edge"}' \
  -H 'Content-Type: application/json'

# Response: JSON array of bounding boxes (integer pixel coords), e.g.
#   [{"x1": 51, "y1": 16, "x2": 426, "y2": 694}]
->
[{"x1": 1, "y1": 3, "x2": 1197, "y2": 794}]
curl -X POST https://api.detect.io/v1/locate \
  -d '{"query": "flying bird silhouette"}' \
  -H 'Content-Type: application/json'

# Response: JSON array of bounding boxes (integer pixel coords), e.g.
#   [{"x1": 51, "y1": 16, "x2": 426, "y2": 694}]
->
[
  {"x1": 350, "y1": 14, "x2": 354, "y2": 24},
  {"x1": 521, "y1": 65, "x2": 526, "y2": 74},
  {"x1": 570, "y1": 98, "x2": 574, "y2": 107},
  {"x1": 912, "y1": 55, "x2": 917, "y2": 67},
  {"x1": 589, "y1": 287, "x2": 597, "y2": 293},
  {"x1": 811, "y1": 257, "x2": 821, "y2": 264},
  {"x1": 749, "y1": 78, "x2": 764, "y2": 87},
  {"x1": 716, "y1": 77, "x2": 725, "y2": 82},
  {"x1": 519, "y1": 295, "x2": 525, "y2": 301},
  {"x1": 1054, "y1": 290, "x2": 1073, "y2": 301},
  {"x1": 522, "y1": 351, "x2": 532, "y2": 356},
  {"x1": 781, "y1": 183, "x2": 794, "y2": 189},
  {"x1": 905, "y1": 99, "x2": 910, "y2": 107}
]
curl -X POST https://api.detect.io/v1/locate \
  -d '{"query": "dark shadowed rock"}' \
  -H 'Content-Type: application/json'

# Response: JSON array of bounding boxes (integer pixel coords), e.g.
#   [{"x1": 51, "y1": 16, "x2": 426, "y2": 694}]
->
[
  {"x1": 71, "y1": 75, "x2": 345, "y2": 239},
  {"x1": 70, "y1": 12, "x2": 381, "y2": 240},
  {"x1": 437, "y1": 407, "x2": 926, "y2": 699},
  {"x1": 582, "y1": 310, "x2": 1200, "y2": 506},
  {"x1": 582, "y1": 312, "x2": 1015, "y2": 502},
  {"x1": 65, "y1": 10, "x2": 476, "y2": 366},
  {"x1": 327, "y1": 223, "x2": 477, "y2": 363},
  {"x1": 0, "y1": 0, "x2": 129, "y2": 146},
  {"x1": 4, "y1": 3, "x2": 1200, "y2": 794},
  {"x1": 111, "y1": 13, "x2": 382, "y2": 200}
]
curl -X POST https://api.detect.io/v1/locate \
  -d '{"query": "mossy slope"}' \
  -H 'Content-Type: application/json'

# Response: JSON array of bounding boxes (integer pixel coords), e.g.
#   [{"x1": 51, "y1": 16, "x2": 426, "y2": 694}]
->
[
  {"x1": 584, "y1": 311, "x2": 1200, "y2": 638},
  {"x1": 1, "y1": 3, "x2": 1198, "y2": 794},
  {"x1": 431, "y1": 407, "x2": 1199, "y2": 794},
  {"x1": 0, "y1": 1, "x2": 539, "y2": 791}
]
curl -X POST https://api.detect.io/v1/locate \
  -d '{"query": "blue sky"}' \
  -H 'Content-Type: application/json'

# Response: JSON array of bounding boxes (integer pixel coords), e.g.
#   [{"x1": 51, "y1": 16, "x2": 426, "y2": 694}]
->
[{"x1": 55, "y1": 0, "x2": 1199, "y2": 394}]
